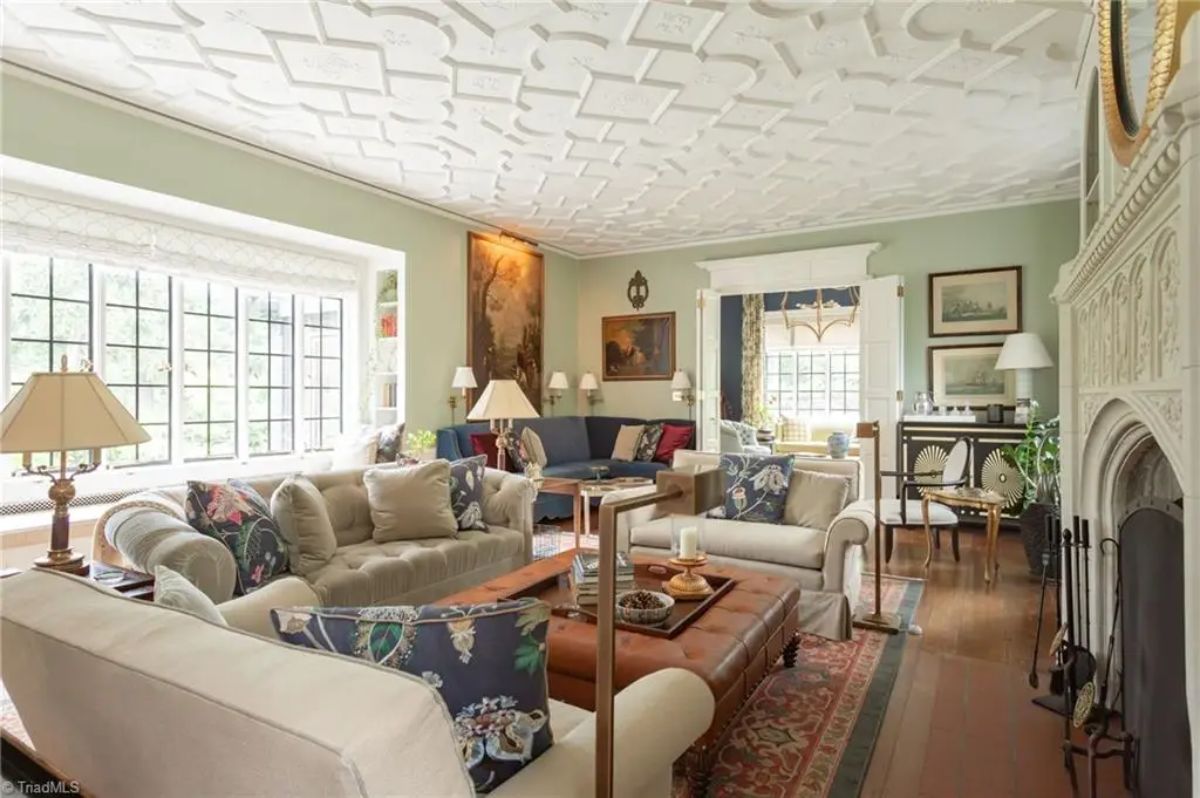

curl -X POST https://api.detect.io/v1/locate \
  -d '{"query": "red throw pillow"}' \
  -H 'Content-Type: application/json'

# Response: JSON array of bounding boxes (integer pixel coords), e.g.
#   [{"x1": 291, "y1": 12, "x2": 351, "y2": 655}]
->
[
  {"x1": 469, "y1": 432, "x2": 501, "y2": 470},
  {"x1": 655, "y1": 423, "x2": 693, "y2": 464}
]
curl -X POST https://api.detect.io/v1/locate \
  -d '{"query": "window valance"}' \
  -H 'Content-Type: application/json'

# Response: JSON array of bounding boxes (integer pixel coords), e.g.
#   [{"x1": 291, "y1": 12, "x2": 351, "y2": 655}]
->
[{"x1": 1, "y1": 191, "x2": 361, "y2": 293}]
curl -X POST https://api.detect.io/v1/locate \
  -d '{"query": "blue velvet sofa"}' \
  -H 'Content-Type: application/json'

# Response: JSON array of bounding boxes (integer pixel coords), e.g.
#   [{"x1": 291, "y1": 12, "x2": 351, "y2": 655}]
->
[{"x1": 436, "y1": 416, "x2": 695, "y2": 521}]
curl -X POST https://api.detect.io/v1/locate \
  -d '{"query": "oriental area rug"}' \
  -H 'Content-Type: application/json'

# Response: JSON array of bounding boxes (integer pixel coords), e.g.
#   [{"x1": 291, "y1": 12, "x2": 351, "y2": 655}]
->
[{"x1": 675, "y1": 576, "x2": 924, "y2": 798}]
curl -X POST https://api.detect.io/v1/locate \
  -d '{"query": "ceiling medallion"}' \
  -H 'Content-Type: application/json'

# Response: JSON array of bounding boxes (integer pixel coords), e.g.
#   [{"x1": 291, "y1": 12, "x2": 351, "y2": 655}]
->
[
  {"x1": 627, "y1": 270, "x2": 649, "y2": 309},
  {"x1": 780, "y1": 287, "x2": 859, "y2": 341}
]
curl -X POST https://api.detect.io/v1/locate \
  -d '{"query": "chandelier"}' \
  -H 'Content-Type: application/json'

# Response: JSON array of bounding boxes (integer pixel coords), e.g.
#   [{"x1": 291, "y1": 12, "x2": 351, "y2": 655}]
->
[{"x1": 779, "y1": 287, "x2": 860, "y2": 341}]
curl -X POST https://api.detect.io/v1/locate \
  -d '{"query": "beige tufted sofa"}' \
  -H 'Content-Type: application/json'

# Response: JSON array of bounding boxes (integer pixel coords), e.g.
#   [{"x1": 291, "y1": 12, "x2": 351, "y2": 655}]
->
[{"x1": 91, "y1": 464, "x2": 535, "y2": 606}]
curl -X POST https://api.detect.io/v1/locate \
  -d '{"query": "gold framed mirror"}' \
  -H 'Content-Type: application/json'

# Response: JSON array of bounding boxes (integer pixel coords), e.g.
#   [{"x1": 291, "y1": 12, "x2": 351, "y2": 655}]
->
[{"x1": 1099, "y1": 0, "x2": 1198, "y2": 165}]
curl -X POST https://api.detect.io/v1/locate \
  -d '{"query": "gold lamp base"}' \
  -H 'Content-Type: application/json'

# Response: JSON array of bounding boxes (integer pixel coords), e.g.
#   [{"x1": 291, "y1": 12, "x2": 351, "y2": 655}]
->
[
  {"x1": 853, "y1": 609, "x2": 903, "y2": 635},
  {"x1": 34, "y1": 547, "x2": 86, "y2": 575},
  {"x1": 664, "y1": 555, "x2": 713, "y2": 600}
]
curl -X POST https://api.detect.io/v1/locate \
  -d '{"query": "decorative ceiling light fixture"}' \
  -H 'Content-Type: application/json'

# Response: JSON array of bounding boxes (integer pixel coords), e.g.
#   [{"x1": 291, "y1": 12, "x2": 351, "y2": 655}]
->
[{"x1": 780, "y1": 286, "x2": 860, "y2": 341}]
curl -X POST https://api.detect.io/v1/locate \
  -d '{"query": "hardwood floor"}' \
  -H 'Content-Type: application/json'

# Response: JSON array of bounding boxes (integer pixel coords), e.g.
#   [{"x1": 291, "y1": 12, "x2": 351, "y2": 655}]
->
[{"x1": 863, "y1": 525, "x2": 1127, "y2": 798}]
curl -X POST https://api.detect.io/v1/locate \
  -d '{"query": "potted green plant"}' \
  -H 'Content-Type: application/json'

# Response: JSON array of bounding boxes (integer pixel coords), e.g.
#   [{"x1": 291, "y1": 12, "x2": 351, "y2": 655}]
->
[
  {"x1": 405, "y1": 429, "x2": 437, "y2": 462},
  {"x1": 1001, "y1": 404, "x2": 1060, "y2": 576}
]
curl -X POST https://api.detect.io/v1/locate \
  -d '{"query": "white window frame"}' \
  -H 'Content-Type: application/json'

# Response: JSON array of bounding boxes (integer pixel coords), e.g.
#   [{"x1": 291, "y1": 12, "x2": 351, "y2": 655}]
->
[
  {"x1": 1, "y1": 253, "x2": 354, "y2": 503},
  {"x1": 763, "y1": 344, "x2": 861, "y2": 420}
]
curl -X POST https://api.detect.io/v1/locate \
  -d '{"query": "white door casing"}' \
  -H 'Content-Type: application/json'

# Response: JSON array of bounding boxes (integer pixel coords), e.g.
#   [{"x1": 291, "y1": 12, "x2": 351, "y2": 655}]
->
[
  {"x1": 697, "y1": 288, "x2": 721, "y2": 452},
  {"x1": 859, "y1": 275, "x2": 905, "y2": 498}
]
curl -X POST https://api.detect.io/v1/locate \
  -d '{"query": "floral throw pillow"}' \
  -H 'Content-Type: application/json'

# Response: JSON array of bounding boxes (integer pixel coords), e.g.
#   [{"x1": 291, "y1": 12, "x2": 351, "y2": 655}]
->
[
  {"x1": 272, "y1": 598, "x2": 553, "y2": 793},
  {"x1": 710, "y1": 454, "x2": 794, "y2": 524},
  {"x1": 634, "y1": 423, "x2": 663, "y2": 462},
  {"x1": 450, "y1": 456, "x2": 487, "y2": 531},
  {"x1": 185, "y1": 480, "x2": 289, "y2": 594}
]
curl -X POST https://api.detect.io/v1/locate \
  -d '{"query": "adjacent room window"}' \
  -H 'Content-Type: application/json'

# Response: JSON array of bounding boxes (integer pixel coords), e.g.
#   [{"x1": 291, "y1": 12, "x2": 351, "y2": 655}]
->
[
  {"x1": 2, "y1": 251, "x2": 350, "y2": 472},
  {"x1": 302, "y1": 297, "x2": 343, "y2": 450},
  {"x1": 104, "y1": 268, "x2": 172, "y2": 465},
  {"x1": 763, "y1": 346, "x2": 859, "y2": 419},
  {"x1": 247, "y1": 292, "x2": 294, "y2": 456}
]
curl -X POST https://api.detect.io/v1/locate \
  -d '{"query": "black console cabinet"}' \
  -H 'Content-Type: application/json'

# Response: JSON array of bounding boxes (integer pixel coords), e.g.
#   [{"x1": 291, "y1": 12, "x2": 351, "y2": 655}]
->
[{"x1": 896, "y1": 419, "x2": 1026, "y2": 524}]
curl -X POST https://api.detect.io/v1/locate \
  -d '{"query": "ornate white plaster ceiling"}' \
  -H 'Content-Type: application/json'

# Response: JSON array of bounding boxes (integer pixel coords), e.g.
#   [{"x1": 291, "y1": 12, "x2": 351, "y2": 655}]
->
[{"x1": 0, "y1": 1, "x2": 1091, "y2": 257}]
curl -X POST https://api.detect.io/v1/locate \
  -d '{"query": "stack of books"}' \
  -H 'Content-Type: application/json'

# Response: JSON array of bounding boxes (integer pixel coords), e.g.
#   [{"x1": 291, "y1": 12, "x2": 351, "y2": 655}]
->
[{"x1": 570, "y1": 552, "x2": 634, "y2": 606}]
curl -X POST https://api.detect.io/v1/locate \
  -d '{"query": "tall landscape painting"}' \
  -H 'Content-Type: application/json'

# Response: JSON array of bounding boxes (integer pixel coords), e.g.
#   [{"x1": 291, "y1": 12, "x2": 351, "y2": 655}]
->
[{"x1": 467, "y1": 232, "x2": 544, "y2": 408}]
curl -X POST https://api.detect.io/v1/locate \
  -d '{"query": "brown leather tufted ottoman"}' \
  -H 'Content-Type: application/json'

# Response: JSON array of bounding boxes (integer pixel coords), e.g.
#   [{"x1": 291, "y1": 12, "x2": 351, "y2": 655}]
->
[{"x1": 440, "y1": 549, "x2": 801, "y2": 794}]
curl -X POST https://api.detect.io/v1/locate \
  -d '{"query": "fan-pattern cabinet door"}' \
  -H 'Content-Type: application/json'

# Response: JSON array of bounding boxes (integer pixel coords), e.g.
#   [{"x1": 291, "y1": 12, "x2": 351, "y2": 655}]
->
[{"x1": 898, "y1": 421, "x2": 1026, "y2": 521}]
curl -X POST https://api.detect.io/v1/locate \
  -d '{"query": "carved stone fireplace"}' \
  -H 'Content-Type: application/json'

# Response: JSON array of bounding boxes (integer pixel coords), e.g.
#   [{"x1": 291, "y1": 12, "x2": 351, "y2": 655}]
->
[{"x1": 1055, "y1": 12, "x2": 1199, "y2": 789}]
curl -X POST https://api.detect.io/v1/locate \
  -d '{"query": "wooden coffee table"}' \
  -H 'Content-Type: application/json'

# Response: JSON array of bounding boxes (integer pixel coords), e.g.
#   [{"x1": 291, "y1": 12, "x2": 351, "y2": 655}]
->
[{"x1": 440, "y1": 549, "x2": 801, "y2": 794}]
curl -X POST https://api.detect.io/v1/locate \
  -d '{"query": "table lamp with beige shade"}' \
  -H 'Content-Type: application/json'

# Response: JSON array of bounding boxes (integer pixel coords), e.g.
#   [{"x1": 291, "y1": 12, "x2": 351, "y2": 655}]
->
[
  {"x1": 466, "y1": 378, "x2": 539, "y2": 471},
  {"x1": 0, "y1": 357, "x2": 150, "y2": 574}
]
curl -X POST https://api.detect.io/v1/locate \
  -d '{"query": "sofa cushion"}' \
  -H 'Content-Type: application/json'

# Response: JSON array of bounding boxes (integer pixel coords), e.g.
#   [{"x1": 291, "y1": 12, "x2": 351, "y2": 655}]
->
[
  {"x1": 514, "y1": 417, "x2": 591, "y2": 465},
  {"x1": 153, "y1": 565, "x2": 227, "y2": 625},
  {"x1": 629, "y1": 516, "x2": 827, "y2": 570},
  {"x1": 309, "y1": 527, "x2": 526, "y2": 606},
  {"x1": 611, "y1": 425, "x2": 643, "y2": 461},
  {"x1": 783, "y1": 470, "x2": 852, "y2": 530},
  {"x1": 271, "y1": 476, "x2": 338, "y2": 576},
  {"x1": 470, "y1": 432, "x2": 503, "y2": 470},
  {"x1": 520, "y1": 427, "x2": 548, "y2": 468},
  {"x1": 365, "y1": 461, "x2": 457, "y2": 542},
  {"x1": 712, "y1": 454, "x2": 793, "y2": 524},
  {"x1": 272, "y1": 598, "x2": 554, "y2": 792},
  {"x1": 654, "y1": 423, "x2": 693, "y2": 464},
  {"x1": 185, "y1": 479, "x2": 289, "y2": 595},
  {"x1": 634, "y1": 423, "x2": 662, "y2": 461},
  {"x1": 583, "y1": 416, "x2": 644, "y2": 460},
  {"x1": 449, "y1": 456, "x2": 487, "y2": 532}
]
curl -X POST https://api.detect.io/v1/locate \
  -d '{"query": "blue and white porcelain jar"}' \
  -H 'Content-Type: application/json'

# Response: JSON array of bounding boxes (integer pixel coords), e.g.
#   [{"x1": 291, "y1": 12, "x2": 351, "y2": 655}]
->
[{"x1": 826, "y1": 431, "x2": 850, "y2": 459}]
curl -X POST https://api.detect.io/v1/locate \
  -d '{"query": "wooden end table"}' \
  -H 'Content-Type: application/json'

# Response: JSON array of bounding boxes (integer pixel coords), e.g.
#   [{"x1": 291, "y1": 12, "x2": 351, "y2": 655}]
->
[{"x1": 921, "y1": 487, "x2": 1007, "y2": 583}]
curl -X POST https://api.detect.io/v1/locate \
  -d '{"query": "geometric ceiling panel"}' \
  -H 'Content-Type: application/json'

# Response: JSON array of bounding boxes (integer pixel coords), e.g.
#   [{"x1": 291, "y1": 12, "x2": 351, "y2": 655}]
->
[{"x1": 0, "y1": 0, "x2": 1091, "y2": 257}]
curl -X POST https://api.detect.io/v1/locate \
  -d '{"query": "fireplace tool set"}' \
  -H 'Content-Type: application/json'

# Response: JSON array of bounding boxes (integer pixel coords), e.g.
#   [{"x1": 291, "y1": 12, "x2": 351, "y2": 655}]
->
[{"x1": 1029, "y1": 513, "x2": 1133, "y2": 796}]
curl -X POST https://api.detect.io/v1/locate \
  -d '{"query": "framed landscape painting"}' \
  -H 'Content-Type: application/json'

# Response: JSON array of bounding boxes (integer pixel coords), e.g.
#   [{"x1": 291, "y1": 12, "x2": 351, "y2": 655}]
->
[
  {"x1": 467, "y1": 232, "x2": 544, "y2": 408},
  {"x1": 928, "y1": 344, "x2": 1015, "y2": 408},
  {"x1": 929, "y1": 266, "x2": 1022, "y2": 337},
  {"x1": 602, "y1": 312, "x2": 675, "y2": 381}
]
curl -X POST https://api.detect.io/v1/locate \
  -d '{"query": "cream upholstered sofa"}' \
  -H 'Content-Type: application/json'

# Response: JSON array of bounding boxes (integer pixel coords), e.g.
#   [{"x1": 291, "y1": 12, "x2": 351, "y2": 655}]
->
[
  {"x1": 0, "y1": 569, "x2": 713, "y2": 798},
  {"x1": 91, "y1": 463, "x2": 534, "y2": 607},
  {"x1": 613, "y1": 450, "x2": 872, "y2": 640}
]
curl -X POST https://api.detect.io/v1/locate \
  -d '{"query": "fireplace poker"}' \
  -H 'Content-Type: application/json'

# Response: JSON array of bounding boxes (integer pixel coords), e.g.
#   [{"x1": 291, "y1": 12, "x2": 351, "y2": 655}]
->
[
  {"x1": 1029, "y1": 512, "x2": 1055, "y2": 689},
  {"x1": 1081, "y1": 519, "x2": 1091, "y2": 651},
  {"x1": 1097, "y1": 538, "x2": 1121, "y2": 710}
]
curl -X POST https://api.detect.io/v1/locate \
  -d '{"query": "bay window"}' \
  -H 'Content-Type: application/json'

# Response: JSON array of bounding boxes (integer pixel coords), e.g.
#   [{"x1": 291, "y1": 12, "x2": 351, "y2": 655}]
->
[{"x1": 2, "y1": 251, "x2": 347, "y2": 475}]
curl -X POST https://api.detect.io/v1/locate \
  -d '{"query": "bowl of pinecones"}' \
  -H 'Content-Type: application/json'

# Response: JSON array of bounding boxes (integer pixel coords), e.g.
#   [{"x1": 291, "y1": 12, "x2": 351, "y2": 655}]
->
[{"x1": 616, "y1": 589, "x2": 674, "y2": 625}]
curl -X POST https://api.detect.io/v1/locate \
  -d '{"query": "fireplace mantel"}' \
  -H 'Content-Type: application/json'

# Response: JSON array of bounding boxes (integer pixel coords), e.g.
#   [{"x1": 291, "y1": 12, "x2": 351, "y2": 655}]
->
[{"x1": 1056, "y1": 14, "x2": 1199, "y2": 783}]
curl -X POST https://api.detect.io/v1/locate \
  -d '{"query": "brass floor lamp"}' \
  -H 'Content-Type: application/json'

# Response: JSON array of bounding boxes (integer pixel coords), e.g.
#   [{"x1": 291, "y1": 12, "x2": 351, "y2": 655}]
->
[
  {"x1": 595, "y1": 465, "x2": 724, "y2": 798},
  {"x1": 853, "y1": 420, "x2": 902, "y2": 635}
]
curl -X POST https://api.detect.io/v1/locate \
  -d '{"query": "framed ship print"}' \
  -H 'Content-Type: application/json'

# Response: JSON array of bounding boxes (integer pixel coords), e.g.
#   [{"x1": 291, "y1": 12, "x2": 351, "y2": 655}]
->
[{"x1": 928, "y1": 266, "x2": 1022, "y2": 337}]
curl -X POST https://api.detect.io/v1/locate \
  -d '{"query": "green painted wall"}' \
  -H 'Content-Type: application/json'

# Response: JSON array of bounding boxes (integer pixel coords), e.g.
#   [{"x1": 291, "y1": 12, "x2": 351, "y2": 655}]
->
[
  {"x1": 577, "y1": 201, "x2": 1079, "y2": 420},
  {"x1": 0, "y1": 74, "x2": 579, "y2": 431}
]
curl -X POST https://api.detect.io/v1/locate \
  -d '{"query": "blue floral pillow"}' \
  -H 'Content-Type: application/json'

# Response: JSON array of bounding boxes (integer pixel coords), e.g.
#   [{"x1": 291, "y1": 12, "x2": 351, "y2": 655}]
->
[
  {"x1": 272, "y1": 598, "x2": 552, "y2": 793},
  {"x1": 450, "y1": 455, "x2": 487, "y2": 531},
  {"x1": 711, "y1": 454, "x2": 794, "y2": 523},
  {"x1": 185, "y1": 479, "x2": 289, "y2": 594}
]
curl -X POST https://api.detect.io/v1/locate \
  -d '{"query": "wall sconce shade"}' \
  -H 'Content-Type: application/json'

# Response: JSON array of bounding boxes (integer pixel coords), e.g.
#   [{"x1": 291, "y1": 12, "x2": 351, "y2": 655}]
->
[
  {"x1": 670, "y1": 370, "x2": 692, "y2": 391},
  {"x1": 579, "y1": 372, "x2": 599, "y2": 391},
  {"x1": 548, "y1": 371, "x2": 569, "y2": 391},
  {"x1": 451, "y1": 367, "x2": 478, "y2": 391}
]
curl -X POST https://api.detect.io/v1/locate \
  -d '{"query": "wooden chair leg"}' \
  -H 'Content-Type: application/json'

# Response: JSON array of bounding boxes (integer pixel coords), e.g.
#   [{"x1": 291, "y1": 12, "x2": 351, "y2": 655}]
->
[
  {"x1": 951, "y1": 526, "x2": 960, "y2": 561},
  {"x1": 885, "y1": 526, "x2": 894, "y2": 563}
]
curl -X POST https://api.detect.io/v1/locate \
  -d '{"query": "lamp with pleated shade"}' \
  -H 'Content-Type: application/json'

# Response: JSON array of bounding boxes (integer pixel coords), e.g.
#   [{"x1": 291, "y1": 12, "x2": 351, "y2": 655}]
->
[
  {"x1": 0, "y1": 358, "x2": 150, "y2": 573},
  {"x1": 467, "y1": 379, "x2": 540, "y2": 470}
]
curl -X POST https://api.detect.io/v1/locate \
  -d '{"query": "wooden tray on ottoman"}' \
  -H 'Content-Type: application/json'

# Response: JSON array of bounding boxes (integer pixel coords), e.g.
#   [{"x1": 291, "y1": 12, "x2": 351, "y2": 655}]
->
[{"x1": 507, "y1": 561, "x2": 735, "y2": 639}]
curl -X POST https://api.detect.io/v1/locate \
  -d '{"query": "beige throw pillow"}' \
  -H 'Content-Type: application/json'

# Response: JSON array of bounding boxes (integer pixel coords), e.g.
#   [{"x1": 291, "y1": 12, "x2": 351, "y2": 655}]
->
[
  {"x1": 153, "y1": 566, "x2": 227, "y2": 625},
  {"x1": 520, "y1": 427, "x2": 548, "y2": 467},
  {"x1": 784, "y1": 469, "x2": 852, "y2": 530},
  {"x1": 271, "y1": 476, "x2": 338, "y2": 576},
  {"x1": 365, "y1": 460, "x2": 458, "y2": 542},
  {"x1": 611, "y1": 424, "x2": 644, "y2": 462}
]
